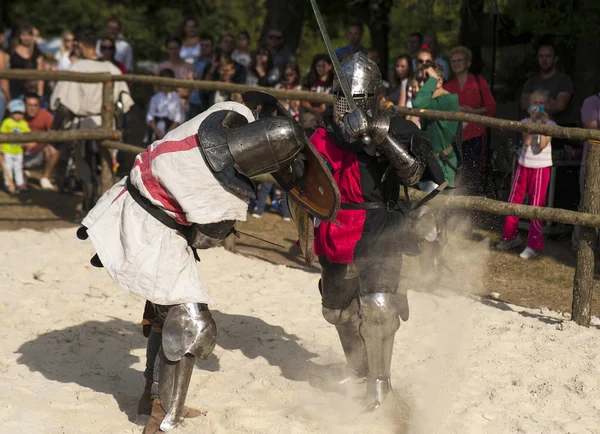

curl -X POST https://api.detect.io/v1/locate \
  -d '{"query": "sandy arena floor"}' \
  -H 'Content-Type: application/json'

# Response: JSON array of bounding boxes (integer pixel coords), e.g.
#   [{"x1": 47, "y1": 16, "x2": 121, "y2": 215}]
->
[{"x1": 1, "y1": 228, "x2": 599, "y2": 434}]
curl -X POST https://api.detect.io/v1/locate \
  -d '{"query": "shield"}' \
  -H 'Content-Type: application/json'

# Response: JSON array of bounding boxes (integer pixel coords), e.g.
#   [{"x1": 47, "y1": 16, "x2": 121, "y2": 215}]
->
[{"x1": 243, "y1": 91, "x2": 340, "y2": 222}]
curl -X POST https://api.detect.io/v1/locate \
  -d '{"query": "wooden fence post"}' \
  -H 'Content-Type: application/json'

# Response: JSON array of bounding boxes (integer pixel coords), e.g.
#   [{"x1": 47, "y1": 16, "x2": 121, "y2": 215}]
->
[
  {"x1": 572, "y1": 140, "x2": 600, "y2": 326},
  {"x1": 100, "y1": 81, "x2": 115, "y2": 195}
]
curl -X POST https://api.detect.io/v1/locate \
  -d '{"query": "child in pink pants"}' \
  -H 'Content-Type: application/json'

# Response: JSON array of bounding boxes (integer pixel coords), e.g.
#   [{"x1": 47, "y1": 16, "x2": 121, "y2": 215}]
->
[{"x1": 496, "y1": 90, "x2": 555, "y2": 259}]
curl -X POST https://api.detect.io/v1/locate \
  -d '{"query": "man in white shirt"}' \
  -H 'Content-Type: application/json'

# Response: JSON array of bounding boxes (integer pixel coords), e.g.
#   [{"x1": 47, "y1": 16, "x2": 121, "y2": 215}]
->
[
  {"x1": 51, "y1": 28, "x2": 134, "y2": 219},
  {"x1": 96, "y1": 16, "x2": 134, "y2": 72}
]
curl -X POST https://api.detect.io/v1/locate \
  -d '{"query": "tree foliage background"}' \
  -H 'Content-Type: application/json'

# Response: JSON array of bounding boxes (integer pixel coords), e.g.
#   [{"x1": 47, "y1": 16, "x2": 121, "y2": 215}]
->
[{"x1": 3, "y1": 0, "x2": 600, "y2": 107}]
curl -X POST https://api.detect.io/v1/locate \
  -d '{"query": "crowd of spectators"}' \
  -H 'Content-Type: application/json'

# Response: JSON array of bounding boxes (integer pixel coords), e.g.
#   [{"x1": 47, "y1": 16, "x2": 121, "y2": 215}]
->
[{"x1": 0, "y1": 17, "x2": 594, "y2": 258}]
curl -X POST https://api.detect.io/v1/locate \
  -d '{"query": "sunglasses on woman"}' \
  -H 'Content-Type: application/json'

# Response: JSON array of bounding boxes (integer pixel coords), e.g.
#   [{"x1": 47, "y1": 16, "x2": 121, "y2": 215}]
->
[{"x1": 101, "y1": 45, "x2": 115, "y2": 51}]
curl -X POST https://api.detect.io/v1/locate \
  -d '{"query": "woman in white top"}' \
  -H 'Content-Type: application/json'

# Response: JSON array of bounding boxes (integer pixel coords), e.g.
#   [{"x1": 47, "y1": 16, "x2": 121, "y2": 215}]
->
[
  {"x1": 55, "y1": 30, "x2": 74, "y2": 61},
  {"x1": 56, "y1": 31, "x2": 76, "y2": 72},
  {"x1": 179, "y1": 18, "x2": 201, "y2": 64},
  {"x1": 232, "y1": 30, "x2": 252, "y2": 69},
  {"x1": 387, "y1": 54, "x2": 413, "y2": 107},
  {"x1": 245, "y1": 46, "x2": 280, "y2": 87}
]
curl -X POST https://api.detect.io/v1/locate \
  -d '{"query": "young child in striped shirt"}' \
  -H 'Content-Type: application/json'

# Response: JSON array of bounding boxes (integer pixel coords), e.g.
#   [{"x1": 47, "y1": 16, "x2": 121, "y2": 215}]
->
[{"x1": 496, "y1": 90, "x2": 555, "y2": 259}]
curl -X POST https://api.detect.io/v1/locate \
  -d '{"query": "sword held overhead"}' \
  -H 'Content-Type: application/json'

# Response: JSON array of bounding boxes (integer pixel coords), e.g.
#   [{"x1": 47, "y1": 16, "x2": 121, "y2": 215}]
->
[{"x1": 308, "y1": 0, "x2": 372, "y2": 146}]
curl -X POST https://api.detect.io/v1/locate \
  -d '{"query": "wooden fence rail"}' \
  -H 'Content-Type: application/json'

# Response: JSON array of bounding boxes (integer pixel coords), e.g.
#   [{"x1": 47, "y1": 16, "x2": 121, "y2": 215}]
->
[
  {"x1": 0, "y1": 70, "x2": 332, "y2": 104},
  {"x1": 403, "y1": 188, "x2": 600, "y2": 228},
  {"x1": 0, "y1": 69, "x2": 597, "y2": 326},
  {"x1": 3, "y1": 69, "x2": 600, "y2": 140},
  {"x1": 0, "y1": 128, "x2": 120, "y2": 143},
  {"x1": 394, "y1": 107, "x2": 600, "y2": 142}
]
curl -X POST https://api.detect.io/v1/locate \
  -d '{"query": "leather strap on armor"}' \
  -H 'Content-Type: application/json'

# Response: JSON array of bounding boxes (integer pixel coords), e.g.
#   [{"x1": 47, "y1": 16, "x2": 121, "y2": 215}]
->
[
  {"x1": 126, "y1": 176, "x2": 180, "y2": 231},
  {"x1": 341, "y1": 201, "x2": 410, "y2": 213},
  {"x1": 126, "y1": 177, "x2": 214, "y2": 259},
  {"x1": 341, "y1": 202, "x2": 387, "y2": 210}
]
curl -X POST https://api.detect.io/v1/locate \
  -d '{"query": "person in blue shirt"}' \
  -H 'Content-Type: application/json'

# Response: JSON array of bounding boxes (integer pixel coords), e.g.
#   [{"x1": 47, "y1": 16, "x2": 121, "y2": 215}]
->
[{"x1": 335, "y1": 22, "x2": 365, "y2": 61}]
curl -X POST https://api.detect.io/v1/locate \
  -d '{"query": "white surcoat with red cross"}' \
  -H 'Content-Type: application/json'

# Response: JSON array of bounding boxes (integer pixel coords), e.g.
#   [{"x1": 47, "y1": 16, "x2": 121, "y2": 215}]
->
[{"x1": 82, "y1": 102, "x2": 255, "y2": 305}]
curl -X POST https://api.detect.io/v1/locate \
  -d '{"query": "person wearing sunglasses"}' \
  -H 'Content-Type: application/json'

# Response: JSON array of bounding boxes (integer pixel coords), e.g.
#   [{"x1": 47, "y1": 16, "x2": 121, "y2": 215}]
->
[
  {"x1": 55, "y1": 30, "x2": 74, "y2": 64},
  {"x1": 99, "y1": 38, "x2": 126, "y2": 73},
  {"x1": 95, "y1": 16, "x2": 133, "y2": 72},
  {"x1": 414, "y1": 48, "x2": 433, "y2": 70},
  {"x1": 266, "y1": 28, "x2": 295, "y2": 73}
]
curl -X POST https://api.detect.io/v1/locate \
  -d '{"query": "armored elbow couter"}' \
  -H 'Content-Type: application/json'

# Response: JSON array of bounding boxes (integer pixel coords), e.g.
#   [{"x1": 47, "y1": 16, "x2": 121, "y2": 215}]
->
[
  {"x1": 379, "y1": 134, "x2": 425, "y2": 186},
  {"x1": 369, "y1": 113, "x2": 425, "y2": 186}
]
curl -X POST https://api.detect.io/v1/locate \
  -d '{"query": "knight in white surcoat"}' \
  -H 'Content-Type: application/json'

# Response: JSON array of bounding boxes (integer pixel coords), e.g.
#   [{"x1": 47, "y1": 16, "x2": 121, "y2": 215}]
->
[{"x1": 78, "y1": 94, "x2": 340, "y2": 433}]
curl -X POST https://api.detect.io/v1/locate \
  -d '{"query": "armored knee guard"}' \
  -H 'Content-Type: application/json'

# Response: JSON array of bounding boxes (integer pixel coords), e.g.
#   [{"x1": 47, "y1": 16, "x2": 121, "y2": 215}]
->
[
  {"x1": 154, "y1": 303, "x2": 217, "y2": 432},
  {"x1": 359, "y1": 293, "x2": 401, "y2": 407},
  {"x1": 322, "y1": 297, "x2": 367, "y2": 377}
]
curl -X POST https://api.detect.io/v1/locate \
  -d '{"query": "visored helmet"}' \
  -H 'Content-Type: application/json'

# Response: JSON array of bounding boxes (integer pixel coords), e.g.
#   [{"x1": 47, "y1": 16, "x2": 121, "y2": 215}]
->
[{"x1": 333, "y1": 52, "x2": 382, "y2": 124}]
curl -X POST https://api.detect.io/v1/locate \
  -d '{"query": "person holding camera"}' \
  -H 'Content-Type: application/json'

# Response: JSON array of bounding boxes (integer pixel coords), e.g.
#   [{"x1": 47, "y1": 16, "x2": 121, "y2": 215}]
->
[
  {"x1": 496, "y1": 90, "x2": 556, "y2": 259},
  {"x1": 411, "y1": 60, "x2": 459, "y2": 192}
]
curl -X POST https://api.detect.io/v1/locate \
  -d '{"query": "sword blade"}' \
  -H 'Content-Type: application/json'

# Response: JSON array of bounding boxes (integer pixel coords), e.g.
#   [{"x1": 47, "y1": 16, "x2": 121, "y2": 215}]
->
[
  {"x1": 412, "y1": 181, "x2": 448, "y2": 210},
  {"x1": 309, "y1": 0, "x2": 357, "y2": 111},
  {"x1": 233, "y1": 229, "x2": 285, "y2": 248}
]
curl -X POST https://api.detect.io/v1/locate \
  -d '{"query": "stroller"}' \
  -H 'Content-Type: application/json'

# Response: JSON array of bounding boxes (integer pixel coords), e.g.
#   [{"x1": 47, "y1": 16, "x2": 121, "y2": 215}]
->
[{"x1": 52, "y1": 102, "x2": 79, "y2": 194}]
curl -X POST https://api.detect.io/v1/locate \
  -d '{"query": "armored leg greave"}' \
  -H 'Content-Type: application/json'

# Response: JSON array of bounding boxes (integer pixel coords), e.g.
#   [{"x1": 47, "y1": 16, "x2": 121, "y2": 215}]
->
[
  {"x1": 156, "y1": 351, "x2": 196, "y2": 431},
  {"x1": 147, "y1": 303, "x2": 217, "y2": 432},
  {"x1": 319, "y1": 258, "x2": 367, "y2": 379},
  {"x1": 359, "y1": 293, "x2": 400, "y2": 408},
  {"x1": 322, "y1": 298, "x2": 368, "y2": 377}
]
